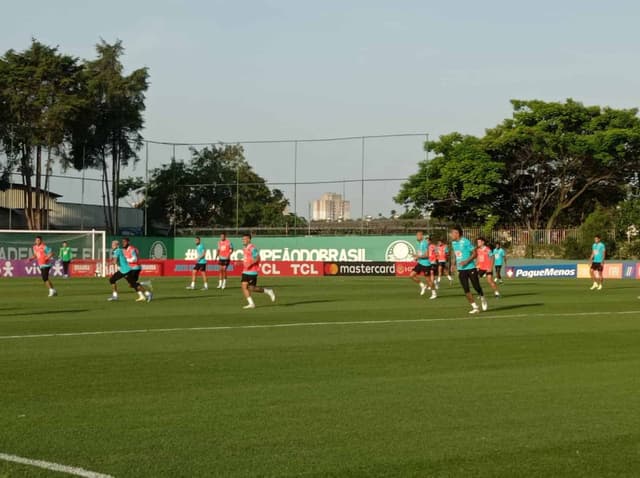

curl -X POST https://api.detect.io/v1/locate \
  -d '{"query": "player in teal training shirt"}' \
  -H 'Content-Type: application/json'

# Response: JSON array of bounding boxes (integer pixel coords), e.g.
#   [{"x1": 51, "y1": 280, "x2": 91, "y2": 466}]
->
[
  {"x1": 450, "y1": 226, "x2": 486, "y2": 314},
  {"x1": 409, "y1": 230, "x2": 437, "y2": 299},
  {"x1": 589, "y1": 235, "x2": 606, "y2": 291}
]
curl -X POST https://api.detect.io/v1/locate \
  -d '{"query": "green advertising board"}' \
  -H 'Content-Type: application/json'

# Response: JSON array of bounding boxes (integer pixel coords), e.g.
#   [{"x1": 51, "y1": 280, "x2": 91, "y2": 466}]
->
[{"x1": 173, "y1": 235, "x2": 422, "y2": 262}]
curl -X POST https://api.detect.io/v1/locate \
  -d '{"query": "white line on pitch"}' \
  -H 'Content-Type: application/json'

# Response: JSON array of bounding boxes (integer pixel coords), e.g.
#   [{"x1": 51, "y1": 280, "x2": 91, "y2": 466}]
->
[
  {"x1": 0, "y1": 452, "x2": 113, "y2": 478},
  {"x1": 0, "y1": 310, "x2": 639, "y2": 341}
]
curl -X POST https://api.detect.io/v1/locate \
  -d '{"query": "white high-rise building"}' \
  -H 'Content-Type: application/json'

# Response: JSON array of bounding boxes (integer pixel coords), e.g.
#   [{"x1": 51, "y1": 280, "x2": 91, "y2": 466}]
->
[{"x1": 312, "y1": 193, "x2": 351, "y2": 221}]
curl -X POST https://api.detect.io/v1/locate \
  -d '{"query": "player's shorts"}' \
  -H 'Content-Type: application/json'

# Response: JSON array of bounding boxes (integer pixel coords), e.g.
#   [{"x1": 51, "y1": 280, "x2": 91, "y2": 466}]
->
[
  {"x1": 591, "y1": 262, "x2": 603, "y2": 272},
  {"x1": 412, "y1": 264, "x2": 432, "y2": 275},
  {"x1": 40, "y1": 266, "x2": 51, "y2": 282},
  {"x1": 241, "y1": 273, "x2": 258, "y2": 286},
  {"x1": 478, "y1": 269, "x2": 493, "y2": 278},
  {"x1": 109, "y1": 271, "x2": 125, "y2": 284},
  {"x1": 438, "y1": 261, "x2": 447, "y2": 267},
  {"x1": 218, "y1": 258, "x2": 230, "y2": 268},
  {"x1": 458, "y1": 268, "x2": 481, "y2": 294},
  {"x1": 125, "y1": 269, "x2": 141, "y2": 288},
  {"x1": 193, "y1": 263, "x2": 206, "y2": 272}
]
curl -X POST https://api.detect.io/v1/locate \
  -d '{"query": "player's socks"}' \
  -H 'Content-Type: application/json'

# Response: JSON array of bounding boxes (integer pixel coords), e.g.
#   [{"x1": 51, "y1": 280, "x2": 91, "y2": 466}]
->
[
  {"x1": 469, "y1": 303, "x2": 480, "y2": 314},
  {"x1": 480, "y1": 296, "x2": 488, "y2": 311},
  {"x1": 597, "y1": 284, "x2": 603, "y2": 290},
  {"x1": 217, "y1": 281, "x2": 222, "y2": 289},
  {"x1": 244, "y1": 297, "x2": 256, "y2": 309},
  {"x1": 202, "y1": 283, "x2": 208, "y2": 290},
  {"x1": 590, "y1": 282, "x2": 598, "y2": 290},
  {"x1": 429, "y1": 290, "x2": 437, "y2": 300},
  {"x1": 419, "y1": 283, "x2": 427, "y2": 296},
  {"x1": 48, "y1": 288, "x2": 57, "y2": 297},
  {"x1": 108, "y1": 292, "x2": 118, "y2": 301},
  {"x1": 221, "y1": 280, "x2": 226, "y2": 289}
]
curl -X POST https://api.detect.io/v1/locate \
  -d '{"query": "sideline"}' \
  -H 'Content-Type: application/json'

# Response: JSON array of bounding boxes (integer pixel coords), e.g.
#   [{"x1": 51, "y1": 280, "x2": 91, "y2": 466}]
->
[
  {"x1": 0, "y1": 452, "x2": 113, "y2": 478},
  {"x1": 1, "y1": 310, "x2": 639, "y2": 341}
]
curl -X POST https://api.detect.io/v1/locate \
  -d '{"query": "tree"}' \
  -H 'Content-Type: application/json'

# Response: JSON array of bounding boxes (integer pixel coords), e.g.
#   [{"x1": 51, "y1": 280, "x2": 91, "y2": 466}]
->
[
  {"x1": 484, "y1": 99, "x2": 640, "y2": 229},
  {"x1": 145, "y1": 145, "x2": 298, "y2": 231},
  {"x1": 66, "y1": 39, "x2": 149, "y2": 234},
  {"x1": 0, "y1": 40, "x2": 84, "y2": 229},
  {"x1": 395, "y1": 133, "x2": 504, "y2": 224}
]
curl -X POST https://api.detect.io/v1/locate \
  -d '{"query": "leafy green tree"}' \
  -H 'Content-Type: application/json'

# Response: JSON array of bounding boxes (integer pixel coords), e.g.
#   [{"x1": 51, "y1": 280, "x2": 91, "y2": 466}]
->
[
  {"x1": 146, "y1": 145, "x2": 300, "y2": 231},
  {"x1": 485, "y1": 99, "x2": 640, "y2": 229},
  {"x1": 0, "y1": 40, "x2": 84, "y2": 228},
  {"x1": 64, "y1": 39, "x2": 149, "y2": 234},
  {"x1": 395, "y1": 133, "x2": 503, "y2": 224}
]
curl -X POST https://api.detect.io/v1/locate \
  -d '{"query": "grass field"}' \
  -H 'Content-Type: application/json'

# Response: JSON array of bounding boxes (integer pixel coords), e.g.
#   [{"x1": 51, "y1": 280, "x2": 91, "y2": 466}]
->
[{"x1": 1, "y1": 275, "x2": 640, "y2": 477}]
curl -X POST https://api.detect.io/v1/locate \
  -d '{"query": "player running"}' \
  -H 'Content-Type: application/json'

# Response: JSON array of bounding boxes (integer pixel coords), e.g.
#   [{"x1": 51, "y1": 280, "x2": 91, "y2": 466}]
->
[
  {"x1": 30, "y1": 236, "x2": 57, "y2": 297},
  {"x1": 436, "y1": 239, "x2": 453, "y2": 285},
  {"x1": 122, "y1": 238, "x2": 153, "y2": 302},
  {"x1": 428, "y1": 237, "x2": 439, "y2": 290},
  {"x1": 217, "y1": 233, "x2": 234, "y2": 289},
  {"x1": 492, "y1": 242, "x2": 507, "y2": 283},
  {"x1": 240, "y1": 233, "x2": 275, "y2": 309},
  {"x1": 186, "y1": 236, "x2": 208, "y2": 290},
  {"x1": 410, "y1": 231, "x2": 437, "y2": 299},
  {"x1": 58, "y1": 241, "x2": 73, "y2": 278},
  {"x1": 107, "y1": 240, "x2": 128, "y2": 301},
  {"x1": 476, "y1": 237, "x2": 501, "y2": 298},
  {"x1": 589, "y1": 235, "x2": 606, "y2": 290},
  {"x1": 450, "y1": 226, "x2": 486, "y2": 314}
]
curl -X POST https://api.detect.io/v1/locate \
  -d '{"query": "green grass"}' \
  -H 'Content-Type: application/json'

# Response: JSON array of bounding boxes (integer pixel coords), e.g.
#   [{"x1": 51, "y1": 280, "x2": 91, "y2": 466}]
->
[{"x1": 1, "y1": 276, "x2": 640, "y2": 477}]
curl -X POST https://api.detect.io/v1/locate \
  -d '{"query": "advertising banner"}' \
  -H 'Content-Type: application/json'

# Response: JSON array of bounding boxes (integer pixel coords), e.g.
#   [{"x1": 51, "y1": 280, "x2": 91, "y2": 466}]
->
[
  {"x1": 622, "y1": 262, "x2": 637, "y2": 279},
  {"x1": 323, "y1": 262, "x2": 397, "y2": 276},
  {"x1": 506, "y1": 264, "x2": 577, "y2": 279},
  {"x1": 162, "y1": 260, "x2": 323, "y2": 277},
  {"x1": 173, "y1": 236, "x2": 422, "y2": 263},
  {"x1": 0, "y1": 259, "x2": 66, "y2": 278},
  {"x1": 70, "y1": 260, "x2": 98, "y2": 277}
]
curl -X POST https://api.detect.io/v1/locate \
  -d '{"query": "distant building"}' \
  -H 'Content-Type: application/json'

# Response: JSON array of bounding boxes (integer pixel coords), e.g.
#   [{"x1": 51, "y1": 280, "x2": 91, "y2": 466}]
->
[
  {"x1": 0, "y1": 184, "x2": 143, "y2": 232},
  {"x1": 312, "y1": 193, "x2": 351, "y2": 221}
]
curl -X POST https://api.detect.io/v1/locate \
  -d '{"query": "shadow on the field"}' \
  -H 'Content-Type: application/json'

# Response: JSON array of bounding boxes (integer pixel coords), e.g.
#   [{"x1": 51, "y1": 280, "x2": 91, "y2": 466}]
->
[
  {"x1": 489, "y1": 303, "x2": 544, "y2": 312},
  {"x1": 499, "y1": 292, "x2": 539, "y2": 298},
  {"x1": 155, "y1": 295, "x2": 222, "y2": 301},
  {"x1": 0, "y1": 308, "x2": 90, "y2": 317},
  {"x1": 281, "y1": 299, "x2": 338, "y2": 307}
]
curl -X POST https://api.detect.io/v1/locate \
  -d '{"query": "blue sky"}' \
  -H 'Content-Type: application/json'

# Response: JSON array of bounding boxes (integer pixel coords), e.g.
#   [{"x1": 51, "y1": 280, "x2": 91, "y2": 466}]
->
[{"x1": 3, "y1": 0, "x2": 640, "y2": 217}]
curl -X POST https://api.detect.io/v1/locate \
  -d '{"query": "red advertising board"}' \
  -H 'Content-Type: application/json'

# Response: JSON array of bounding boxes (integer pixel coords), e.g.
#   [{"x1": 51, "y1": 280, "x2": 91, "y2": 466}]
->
[
  {"x1": 395, "y1": 262, "x2": 416, "y2": 277},
  {"x1": 70, "y1": 260, "x2": 98, "y2": 277},
  {"x1": 139, "y1": 260, "x2": 164, "y2": 277},
  {"x1": 162, "y1": 260, "x2": 323, "y2": 277}
]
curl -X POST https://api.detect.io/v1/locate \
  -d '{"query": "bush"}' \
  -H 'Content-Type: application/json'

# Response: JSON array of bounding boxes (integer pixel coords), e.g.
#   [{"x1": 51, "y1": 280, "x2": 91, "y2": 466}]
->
[{"x1": 617, "y1": 239, "x2": 640, "y2": 260}]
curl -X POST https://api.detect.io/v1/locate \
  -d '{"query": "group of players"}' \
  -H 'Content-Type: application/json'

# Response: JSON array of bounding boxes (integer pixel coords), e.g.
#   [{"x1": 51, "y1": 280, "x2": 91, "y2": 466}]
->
[
  {"x1": 28, "y1": 228, "x2": 614, "y2": 312},
  {"x1": 409, "y1": 227, "x2": 508, "y2": 314},
  {"x1": 28, "y1": 232, "x2": 275, "y2": 309}
]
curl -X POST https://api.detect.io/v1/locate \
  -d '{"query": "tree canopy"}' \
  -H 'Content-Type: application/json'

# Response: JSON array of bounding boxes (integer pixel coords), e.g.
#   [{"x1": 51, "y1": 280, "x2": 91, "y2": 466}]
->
[{"x1": 397, "y1": 99, "x2": 640, "y2": 228}]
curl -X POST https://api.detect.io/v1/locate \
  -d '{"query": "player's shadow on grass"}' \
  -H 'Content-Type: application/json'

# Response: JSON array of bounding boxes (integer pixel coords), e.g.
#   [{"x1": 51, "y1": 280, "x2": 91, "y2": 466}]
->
[
  {"x1": 156, "y1": 295, "x2": 223, "y2": 301},
  {"x1": 0, "y1": 309, "x2": 90, "y2": 317},
  {"x1": 490, "y1": 303, "x2": 544, "y2": 312},
  {"x1": 500, "y1": 292, "x2": 539, "y2": 298},
  {"x1": 281, "y1": 299, "x2": 338, "y2": 307}
]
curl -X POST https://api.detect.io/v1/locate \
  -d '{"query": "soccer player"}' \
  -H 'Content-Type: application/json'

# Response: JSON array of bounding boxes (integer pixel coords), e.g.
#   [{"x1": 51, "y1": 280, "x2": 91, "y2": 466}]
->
[
  {"x1": 450, "y1": 226, "x2": 486, "y2": 314},
  {"x1": 29, "y1": 236, "x2": 57, "y2": 297},
  {"x1": 58, "y1": 241, "x2": 72, "y2": 278},
  {"x1": 217, "y1": 233, "x2": 234, "y2": 289},
  {"x1": 107, "y1": 240, "x2": 128, "y2": 301},
  {"x1": 186, "y1": 236, "x2": 208, "y2": 290},
  {"x1": 428, "y1": 237, "x2": 439, "y2": 290},
  {"x1": 122, "y1": 238, "x2": 153, "y2": 302},
  {"x1": 476, "y1": 237, "x2": 501, "y2": 298},
  {"x1": 589, "y1": 235, "x2": 606, "y2": 290},
  {"x1": 240, "y1": 233, "x2": 275, "y2": 309},
  {"x1": 409, "y1": 231, "x2": 437, "y2": 299},
  {"x1": 493, "y1": 242, "x2": 507, "y2": 283},
  {"x1": 436, "y1": 239, "x2": 453, "y2": 285}
]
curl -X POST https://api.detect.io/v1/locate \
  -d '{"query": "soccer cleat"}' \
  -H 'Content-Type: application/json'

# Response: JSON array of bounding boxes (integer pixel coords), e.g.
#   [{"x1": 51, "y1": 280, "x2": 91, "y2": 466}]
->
[
  {"x1": 48, "y1": 289, "x2": 57, "y2": 297},
  {"x1": 135, "y1": 296, "x2": 146, "y2": 302},
  {"x1": 243, "y1": 303, "x2": 256, "y2": 309},
  {"x1": 597, "y1": 284, "x2": 603, "y2": 291},
  {"x1": 217, "y1": 283, "x2": 222, "y2": 289},
  {"x1": 420, "y1": 283, "x2": 427, "y2": 296},
  {"x1": 265, "y1": 289, "x2": 276, "y2": 302},
  {"x1": 494, "y1": 292, "x2": 501, "y2": 298},
  {"x1": 107, "y1": 296, "x2": 118, "y2": 301},
  {"x1": 201, "y1": 287, "x2": 208, "y2": 291},
  {"x1": 145, "y1": 292, "x2": 153, "y2": 302},
  {"x1": 480, "y1": 296, "x2": 488, "y2": 311},
  {"x1": 429, "y1": 291, "x2": 437, "y2": 300},
  {"x1": 185, "y1": 285, "x2": 195, "y2": 290},
  {"x1": 590, "y1": 283, "x2": 598, "y2": 290},
  {"x1": 469, "y1": 307, "x2": 480, "y2": 315}
]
